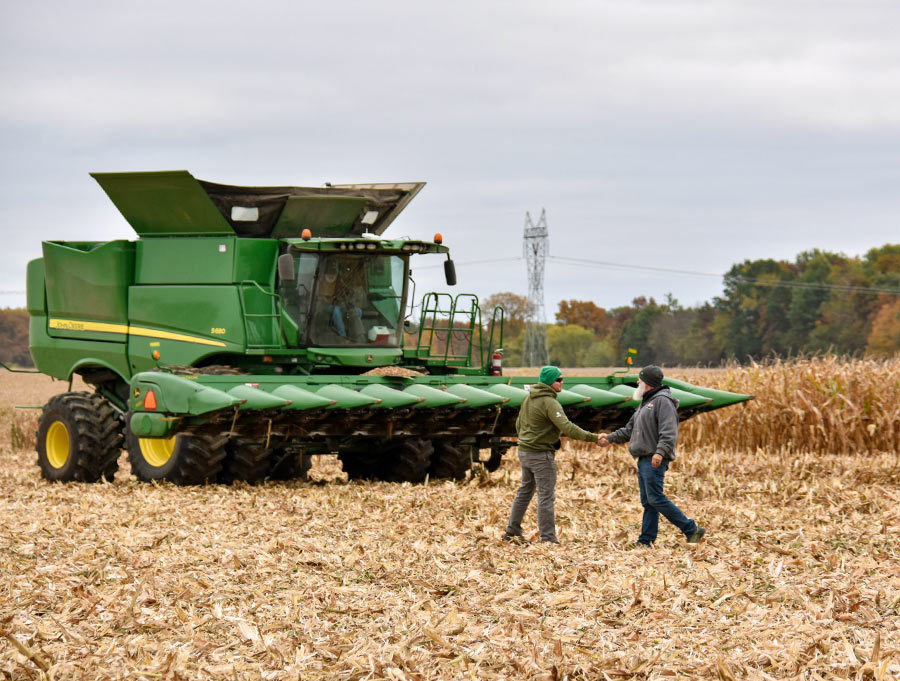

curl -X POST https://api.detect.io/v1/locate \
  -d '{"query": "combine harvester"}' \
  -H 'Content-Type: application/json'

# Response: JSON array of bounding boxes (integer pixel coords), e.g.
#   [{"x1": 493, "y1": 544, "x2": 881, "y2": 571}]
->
[{"x1": 23, "y1": 171, "x2": 751, "y2": 484}]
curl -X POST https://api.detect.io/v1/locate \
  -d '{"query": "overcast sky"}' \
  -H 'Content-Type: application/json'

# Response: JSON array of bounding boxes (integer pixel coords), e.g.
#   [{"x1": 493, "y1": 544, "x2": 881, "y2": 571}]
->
[{"x1": 2, "y1": 1, "x2": 898, "y2": 318}]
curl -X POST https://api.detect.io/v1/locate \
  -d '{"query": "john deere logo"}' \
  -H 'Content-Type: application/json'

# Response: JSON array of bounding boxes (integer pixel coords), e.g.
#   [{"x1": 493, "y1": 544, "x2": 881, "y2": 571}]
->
[{"x1": 366, "y1": 354, "x2": 374, "y2": 363}]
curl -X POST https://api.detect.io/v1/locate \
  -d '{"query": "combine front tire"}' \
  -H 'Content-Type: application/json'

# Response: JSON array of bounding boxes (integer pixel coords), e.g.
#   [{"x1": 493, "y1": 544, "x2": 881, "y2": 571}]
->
[
  {"x1": 269, "y1": 446, "x2": 313, "y2": 481},
  {"x1": 428, "y1": 441, "x2": 472, "y2": 480},
  {"x1": 219, "y1": 437, "x2": 272, "y2": 484},
  {"x1": 382, "y1": 438, "x2": 433, "y2": 483},
  {"x1": 36, "y1": 392, "x2": 123, "y2": 482},
  {"x1": 126, "y1": 425, "x2": 227, "y2": 485},
  {"x1": 339, "y1": 438, "x2": 433, "y2": 482}
]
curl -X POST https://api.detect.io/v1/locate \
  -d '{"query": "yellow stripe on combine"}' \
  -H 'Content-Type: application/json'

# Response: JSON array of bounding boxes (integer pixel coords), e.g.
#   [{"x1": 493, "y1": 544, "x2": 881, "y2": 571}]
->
[
  {"x1": 127, "y1": 326, "x2": 227, "y2": 347},
  {"x1": 48, "y1": 319, "x2": 227, "y2": 348}
]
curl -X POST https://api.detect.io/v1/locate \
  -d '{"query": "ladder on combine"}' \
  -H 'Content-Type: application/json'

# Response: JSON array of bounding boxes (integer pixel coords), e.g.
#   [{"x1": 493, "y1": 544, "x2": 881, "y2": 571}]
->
[{"x1": 238, "y1": 281, "x2": 282, "y2": 350}]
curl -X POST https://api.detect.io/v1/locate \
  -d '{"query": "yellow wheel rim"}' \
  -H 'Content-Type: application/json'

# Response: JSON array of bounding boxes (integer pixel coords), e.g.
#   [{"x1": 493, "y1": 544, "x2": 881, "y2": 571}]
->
[
  {"x1": 46, "y1": 421, "x2": 70, "y2": 469},
  {"x1": 139, "y1": 436, "x2": 177, "y2": 468}
]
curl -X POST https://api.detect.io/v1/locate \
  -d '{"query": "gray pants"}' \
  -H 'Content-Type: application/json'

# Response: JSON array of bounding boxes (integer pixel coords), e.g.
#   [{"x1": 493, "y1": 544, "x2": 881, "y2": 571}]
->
[{"x1": 505, "y1": 450, "x2": 558, "y2": 542}]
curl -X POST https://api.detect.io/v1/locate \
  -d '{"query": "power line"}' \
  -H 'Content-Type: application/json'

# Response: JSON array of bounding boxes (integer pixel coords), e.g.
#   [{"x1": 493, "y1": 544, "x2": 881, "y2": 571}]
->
[
  {"x1": 550, "y1": 256, "x2": 723, "y2": 278},
  {"x1": 414, "y1": 257, "x2": 522, "y2": 270},
  {"x1": 548, "y1": 255, "x2": 900, "y2": 296}
]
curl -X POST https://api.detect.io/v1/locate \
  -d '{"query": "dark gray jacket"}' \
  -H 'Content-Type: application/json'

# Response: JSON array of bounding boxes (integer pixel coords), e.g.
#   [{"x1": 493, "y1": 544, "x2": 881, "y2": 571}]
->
[{"x1": 608, "y1": 387, "x2": 680, "y2": 460}]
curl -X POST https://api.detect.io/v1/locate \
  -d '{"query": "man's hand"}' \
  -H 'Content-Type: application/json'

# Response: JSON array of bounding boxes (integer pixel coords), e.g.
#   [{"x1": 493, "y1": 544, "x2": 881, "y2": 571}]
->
[
  {"x1": 651, "y1": 453, "x2": 663, "y2": 468},
  {"x1": 597, "y1": 433, "x2": 609, "y2": 447}
]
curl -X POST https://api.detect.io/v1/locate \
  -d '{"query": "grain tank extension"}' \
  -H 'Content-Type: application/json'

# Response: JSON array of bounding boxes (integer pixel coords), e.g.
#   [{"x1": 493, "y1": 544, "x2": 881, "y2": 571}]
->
[{"x1": 25, "y1": 171, "x2": 751, "y2": 484}]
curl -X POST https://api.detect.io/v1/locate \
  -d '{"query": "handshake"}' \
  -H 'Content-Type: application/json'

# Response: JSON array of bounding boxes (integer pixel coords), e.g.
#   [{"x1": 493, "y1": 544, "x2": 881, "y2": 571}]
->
[{"x1": 596, "y1": 433, "x2": 610, "y2": 447}]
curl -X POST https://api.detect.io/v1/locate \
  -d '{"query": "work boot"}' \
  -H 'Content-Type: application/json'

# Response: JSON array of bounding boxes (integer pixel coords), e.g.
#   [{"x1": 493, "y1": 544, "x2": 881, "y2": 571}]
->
[
  {"x1": 502, "y1": 533, "x2": 525, "y2": 544},
  {"x1": 686, "y1": 526, "x2": 706, "y2": 543},
  {"x1": 628, "y1": 541, "x2": 653, "y2": 550}
]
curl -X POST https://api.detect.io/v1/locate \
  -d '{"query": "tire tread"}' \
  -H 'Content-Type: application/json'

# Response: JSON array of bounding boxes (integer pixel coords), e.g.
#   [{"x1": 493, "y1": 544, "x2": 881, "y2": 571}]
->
[{"x1": 35, "y1": 392, "x2": 123, "y2": 483}]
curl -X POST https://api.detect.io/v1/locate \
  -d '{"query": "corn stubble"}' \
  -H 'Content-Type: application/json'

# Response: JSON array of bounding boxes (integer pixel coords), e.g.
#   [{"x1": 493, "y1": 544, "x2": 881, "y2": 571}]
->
[{"x1": 0, "y1": 363, "x2": 898, "y2": 679}]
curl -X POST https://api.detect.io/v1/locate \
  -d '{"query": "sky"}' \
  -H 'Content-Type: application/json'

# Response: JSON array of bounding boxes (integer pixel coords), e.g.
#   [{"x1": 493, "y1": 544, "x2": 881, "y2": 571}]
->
[{"x1": 2, "y1": 1, "x2": 899, "y2": 320}]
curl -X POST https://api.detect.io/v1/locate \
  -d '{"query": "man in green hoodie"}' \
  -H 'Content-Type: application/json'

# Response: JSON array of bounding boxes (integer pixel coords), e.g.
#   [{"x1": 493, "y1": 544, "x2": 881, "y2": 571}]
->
[{"x1": 503, "y1": 365, "x2": 601, "y2": 544}]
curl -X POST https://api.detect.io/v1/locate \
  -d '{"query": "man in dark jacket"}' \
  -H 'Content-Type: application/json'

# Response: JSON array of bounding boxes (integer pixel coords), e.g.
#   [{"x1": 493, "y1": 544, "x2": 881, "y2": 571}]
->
[
  {"x1": 600, "y1": 365, "x2": 705, "y2": 547},
  {"x1": 504, "y1": 365, "x2": 601, "y2": 544}
]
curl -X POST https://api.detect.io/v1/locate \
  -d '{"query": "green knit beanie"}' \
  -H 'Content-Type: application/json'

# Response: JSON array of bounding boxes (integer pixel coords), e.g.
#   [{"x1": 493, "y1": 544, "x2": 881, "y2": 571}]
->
[{"x1": 538, "y1": 365, "x2": 562, "y2": 386}]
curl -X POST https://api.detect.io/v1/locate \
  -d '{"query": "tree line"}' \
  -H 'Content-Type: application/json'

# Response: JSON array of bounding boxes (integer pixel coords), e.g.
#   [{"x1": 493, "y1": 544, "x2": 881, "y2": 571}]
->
[{"x1": 486, "y1": 243, "x2": 900, "y2": 366}]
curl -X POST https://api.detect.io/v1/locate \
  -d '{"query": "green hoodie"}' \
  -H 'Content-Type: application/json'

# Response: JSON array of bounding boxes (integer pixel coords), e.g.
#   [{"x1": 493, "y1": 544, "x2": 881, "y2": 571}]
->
[{"x1": 515, "y1": 383, "x2": 598, "y2": 452}]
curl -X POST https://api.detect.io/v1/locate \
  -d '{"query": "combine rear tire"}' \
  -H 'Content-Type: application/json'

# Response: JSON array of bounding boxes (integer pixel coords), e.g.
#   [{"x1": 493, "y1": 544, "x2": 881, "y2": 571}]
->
[
  {"x1": 382, "y1": 438, "x2": 433, "y2": 483},
  {"x1": 428, "y1": 441, "x2": 472, "y2": 480},
  {"x1": 126, "y1": 425, "x2": 227, "y2": 485},
  {"x1": 269, "y1": 446, "x2": 313, "y2": 481},
  {"x1": 219, "y1": 437, "x2": 272, "y2": 484},
  {"x1": 36, "y1": 392, "x2": 123, "y2": 482}
]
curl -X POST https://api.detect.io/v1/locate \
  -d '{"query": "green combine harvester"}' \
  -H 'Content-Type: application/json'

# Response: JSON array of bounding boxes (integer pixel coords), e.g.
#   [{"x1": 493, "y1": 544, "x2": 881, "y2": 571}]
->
[{"x1": 24, "y1": 171, "x2": 751, "y2": 485}]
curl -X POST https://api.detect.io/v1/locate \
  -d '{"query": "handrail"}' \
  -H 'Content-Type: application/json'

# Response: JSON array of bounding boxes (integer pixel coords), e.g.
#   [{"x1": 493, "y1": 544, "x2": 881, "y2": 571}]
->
[
  {"x1": 416, "y1": 292, "x2": 484, "y2": 367},
  {"x1": 486, "y1": 305, "x2": 505, "y2": 371},
  {"x1": 238, "y1": 280, "x2": 283, "y2": 349},
  {"x1": 445, "y1": 294, "x2": 476, "y2": 365},
  {"x1": 416, "y1": 292, "x2": 453, "y2": 357}
]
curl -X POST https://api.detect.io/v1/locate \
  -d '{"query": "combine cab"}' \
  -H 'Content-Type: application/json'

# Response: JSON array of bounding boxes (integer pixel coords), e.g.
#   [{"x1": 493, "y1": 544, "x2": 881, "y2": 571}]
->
[{"x1": 25, "y1": 171, "x2": 751, "y2": 485}]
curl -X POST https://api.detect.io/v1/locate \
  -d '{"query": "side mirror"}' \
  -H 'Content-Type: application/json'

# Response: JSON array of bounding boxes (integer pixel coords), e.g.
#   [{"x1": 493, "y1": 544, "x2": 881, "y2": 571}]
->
[
  {"x1": 277, "y1": 253, "x2": 295, "y2": 281},
  {"x1": 405, "y1": 270, "x2": 417, "y2": 319},
  {"x1": 444, "y1": 258, "x2": 457, "y2": 286},
  {"x1": 403, "y1": 319, "x2": 419, "y2": 334}
]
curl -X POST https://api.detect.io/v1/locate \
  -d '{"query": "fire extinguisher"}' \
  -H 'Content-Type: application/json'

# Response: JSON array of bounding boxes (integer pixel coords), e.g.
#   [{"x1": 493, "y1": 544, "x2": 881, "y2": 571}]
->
[{"x1": 490, "y1": 349, "x2": 503, "y2": 376}]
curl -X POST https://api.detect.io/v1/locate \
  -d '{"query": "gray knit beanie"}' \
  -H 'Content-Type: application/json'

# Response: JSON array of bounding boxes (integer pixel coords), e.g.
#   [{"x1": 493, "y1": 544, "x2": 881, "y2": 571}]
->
[{"x1": 639, "y1": 365, "x2": 664, "y2": 388}]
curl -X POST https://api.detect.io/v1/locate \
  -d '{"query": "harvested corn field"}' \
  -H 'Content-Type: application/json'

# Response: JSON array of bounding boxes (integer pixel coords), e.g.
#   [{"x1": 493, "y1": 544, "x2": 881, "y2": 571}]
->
[{"x1": 1, "y1": 369, "x2": 899, "y2": 680}]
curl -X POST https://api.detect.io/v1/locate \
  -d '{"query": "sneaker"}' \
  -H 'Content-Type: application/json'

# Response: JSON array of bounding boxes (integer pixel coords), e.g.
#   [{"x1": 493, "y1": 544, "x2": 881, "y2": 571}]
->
[
  {"x1": 502, "y1": 533, "x2": 525, "y2": 544},
  {"x1": 686, "y1": 526, "x2": 706, "y2": 543}
]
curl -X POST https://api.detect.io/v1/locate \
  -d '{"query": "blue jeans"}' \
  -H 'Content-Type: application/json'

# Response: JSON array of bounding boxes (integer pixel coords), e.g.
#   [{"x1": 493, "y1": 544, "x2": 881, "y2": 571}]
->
[
  {"x1": 329, "y1": 304, "x2": 362, "y2": 337},
  {"x1": 636, "y1": 457, "x2": 697, "y2": 544}
]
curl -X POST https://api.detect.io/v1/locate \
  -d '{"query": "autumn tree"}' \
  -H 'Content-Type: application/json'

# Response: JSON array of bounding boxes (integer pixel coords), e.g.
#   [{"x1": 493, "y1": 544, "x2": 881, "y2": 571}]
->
[
  {"x1": 555, "y1": 300, "x2": 612, "y2": 336},
  {"x1": 0, "y1": 308, "x2": 31, "y2": 367},
  {"x1": 482, "y1": 292, "x2": 534, "y2": 339},
  {"x1": 867, "y1": 297, "x2": 900, "y2": 358}
]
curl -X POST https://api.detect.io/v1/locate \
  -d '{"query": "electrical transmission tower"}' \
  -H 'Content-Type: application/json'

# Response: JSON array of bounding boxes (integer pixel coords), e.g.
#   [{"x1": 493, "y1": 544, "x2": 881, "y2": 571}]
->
[{"x1": 522, "y1": 209, "x2": 550, "y2": 367}]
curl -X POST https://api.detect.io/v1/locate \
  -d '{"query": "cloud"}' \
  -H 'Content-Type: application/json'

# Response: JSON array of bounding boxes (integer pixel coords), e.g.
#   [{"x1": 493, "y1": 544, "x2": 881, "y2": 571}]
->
[
  {"x1": 0, "y1": 1, "x2": 898, "y2": 310},
  {"x1": 5, "y1": 1, "x2": 900, "y2": 141}
]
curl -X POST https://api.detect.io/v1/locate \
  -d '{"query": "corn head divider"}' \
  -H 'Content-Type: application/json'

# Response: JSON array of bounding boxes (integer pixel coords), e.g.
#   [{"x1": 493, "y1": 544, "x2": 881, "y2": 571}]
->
[
  {"x1": 130, "y1": 371, "x2": 748, "y2": 440},
  {"x1": 23, "y1": 171, "x2": 751, "y2": 485}
]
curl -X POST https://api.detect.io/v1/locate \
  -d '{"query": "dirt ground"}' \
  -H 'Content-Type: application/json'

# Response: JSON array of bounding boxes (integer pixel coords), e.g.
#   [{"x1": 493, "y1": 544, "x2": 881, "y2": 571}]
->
[{"x1": 1, "y1": 373, "x2": 898, "y2": 680}]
